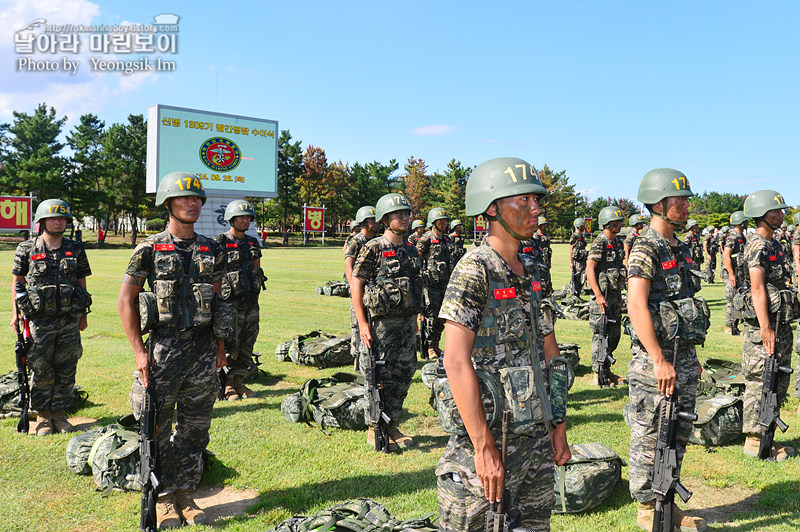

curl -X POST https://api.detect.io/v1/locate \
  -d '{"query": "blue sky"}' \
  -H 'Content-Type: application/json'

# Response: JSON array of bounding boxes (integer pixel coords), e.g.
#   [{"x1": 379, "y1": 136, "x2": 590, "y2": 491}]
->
[{"x1": 2, "y1": 0, "x2": 798, "y2": 206}]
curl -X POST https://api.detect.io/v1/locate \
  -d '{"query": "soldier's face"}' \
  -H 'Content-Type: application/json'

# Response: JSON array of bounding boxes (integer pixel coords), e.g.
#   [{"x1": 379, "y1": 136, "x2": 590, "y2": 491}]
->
[
  {"x1": 608, "y1": 220, "x2": 622, "y2": 234},
  {"x1": 415, "y1": 227, "x2": 424, "y2": 235},
  {"x1": 43, "y1": 217, "x2": 67, "y2": 234},
  {"x1": 495, "y1": 194, "x2": 541, "y2": 239},
  {"x1": 434, "y1": 219, "x2": 448, "y2": 232},
  {"x1": 664, "y1": 196, "x2": 689, "y2": 223},
  {"x1": 364, "y1": 217, "x2": 378, "y2": 232},
  {"x1": 231, "y1": 215, "x2": 252, "y2": 232},
  {"x1": 170, "y1": 196, "x2": 202, "y2": 222},
  {"x1": 387, "y1": 210, "x2": 410, "y2": 232},
  {"x1": 764, "y1": 208, "x2": 785, "y2": 227}
]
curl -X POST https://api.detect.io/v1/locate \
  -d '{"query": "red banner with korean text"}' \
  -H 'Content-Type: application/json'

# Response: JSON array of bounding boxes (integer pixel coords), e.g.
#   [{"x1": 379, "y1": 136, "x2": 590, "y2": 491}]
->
[
  {"x1": 474, "y1": 215, "x2": 488, "y2": 232},
  {"x1": 0, "y1": 196, "x2": 32, "y2": 230},
  {"x1": 584, "y1": 217, "x2": 593, "y2": 234},
  {"x1": 304, "y1": 206, "x2": 325, "y2": 232}
]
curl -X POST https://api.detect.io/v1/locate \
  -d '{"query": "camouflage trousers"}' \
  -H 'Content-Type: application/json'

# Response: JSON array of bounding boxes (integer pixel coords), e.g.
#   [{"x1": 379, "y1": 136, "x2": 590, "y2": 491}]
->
[
  {"x1": 27, "y1": 314, "x2": 83, "y2": 412},
  {"x1": 357, "y1": 315, "x2": 417, "y2": 423},
  {"x1": 570, "y1": 262, "x2": 586, "y2": 296},
  {"x1": 423, "y1": 286, "x2": 446, "y2": 349},
  {"x1": 225, "y1": 298, "x2": 259, "y2": 377},
  {"x1": 724, "y1": 277, "x2": 738, "y2": 329},
  {"x1": 130, "y1": 326, "x2": 217, "y2": 493},
  {"x1": 741, "y1": 322, "x2": 793, "y2": 433},
  {"x1": 589, "y1": 292, "x2": 622, "y2": 373},
  {"x1": 705, "y1": 253, "x2": 717, "y2": 283},
  {"x1": 627, "y1": 341, "x2": 698, "y2": 502},
  {"x1": 437, "y1": 425, "x2": 554, "y2": 531}
]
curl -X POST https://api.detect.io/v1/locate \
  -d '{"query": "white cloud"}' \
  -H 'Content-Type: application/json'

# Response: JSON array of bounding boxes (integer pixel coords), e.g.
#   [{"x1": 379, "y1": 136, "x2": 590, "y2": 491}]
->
[{"x1": 410, "y1": 124, "x2": 457, "y2": 137}]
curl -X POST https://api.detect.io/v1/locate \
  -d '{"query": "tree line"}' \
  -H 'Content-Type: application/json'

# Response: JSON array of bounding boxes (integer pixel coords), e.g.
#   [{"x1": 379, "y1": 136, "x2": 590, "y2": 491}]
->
[{"x1": 2, "y1": 103, "x2": 773, "y2": 245}]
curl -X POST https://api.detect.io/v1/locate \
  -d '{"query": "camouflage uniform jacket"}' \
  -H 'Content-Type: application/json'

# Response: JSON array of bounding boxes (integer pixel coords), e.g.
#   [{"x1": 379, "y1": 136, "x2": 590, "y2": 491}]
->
[
  {"x1": 215, "y1": 230, "x2": 263, "y2": 305},
  {"x1": 725, "y1": 230, "x2": 748, "y2": 283},
  {"x1": 13, "y1": 236, "x2": 92, "y2": 318},
  {"x1": 587, "y1": 232, "x2": 626, "y2": 296},
  {"x1": 345, "y1": 233, "x2": 370, "y2": 260},
  {"x1": 743, "y1": 232, "x2": 790, "y2": 319},
  {"x1": 436, "y1": 241, "x2": 554, "y2": 479},
  {"x1": 519, "y1": 238, "x2": 553, "y2": 297},
  {"x1": 353, "y1": 235, "x2": 423, "y2": 316},
  {"x1": 684, "y1": 231, "x2": 704, "y2": 265},
  {"x1": 535, "y1": 231, "x2": 552, "y2": 267},
  {"x1": 624, "y1": 229, "x2": 640, "y2": 251},
  {"x1": 417, "y1": 230, "x2": 453, "y2": 289},
  {"x1": 705, "y1": 233, "x2": 720, "y2": 254},
  {"x1": 570, "y1": 232, "x2": 587, "y2": 263}
]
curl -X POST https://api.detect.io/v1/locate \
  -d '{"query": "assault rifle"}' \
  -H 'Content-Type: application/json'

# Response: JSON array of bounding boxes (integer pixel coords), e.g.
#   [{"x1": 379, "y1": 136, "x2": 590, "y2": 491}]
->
[
  {"x1": 596, "y1": 309, "x2": 617, "y2": 388},
  {"x1": 650, "y1": 354, "x2": 698, "y2": 532},
  {"x1": 364, "y1": 292, "x2": 391, "y2": 453},
  {"x1": 419, "y1": 315, "x2": 429, "y2": 360},
  {"x1": 757, "y1": 356, "x2": 793, "y2": 460},
  {"x1": 13, "y1": 297, "x2": 31, "y2": 434},
  {"x1": 139, "y1": 336, "x2": 161, "y2": 532},
  {"x1": 217, "y1": 366, "x2": 230, "y2": 400},
  {"x1": 485, "y1": 410, "x2": 536, "y2": 532}
]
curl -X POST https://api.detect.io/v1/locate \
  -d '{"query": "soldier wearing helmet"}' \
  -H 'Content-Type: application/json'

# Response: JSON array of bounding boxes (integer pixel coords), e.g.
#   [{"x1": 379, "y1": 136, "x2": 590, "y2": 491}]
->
[
  {"x1": 586, "y1": 205, "x2": 626, "y2": 387},
  {"x1": 436, "y1": 157, "x2": 570, "y2": 532},
  {"x1": 624, "y1": 214, "x2": 647, "y2": 268},
  {"x1": 703, "y1": 225, "x2": 720, "y2": 283},
  {"x1": 723, "y1": 211, "x2": 750, "y2": 336},
  {"x1": 534, "y1": 215, "x2": 552, "y2": 268},
  {"x1": 11, "y1": 199, "x2": 92, "y2": 437},
  {"x1": 343, "y1": 219, "x2": 361, "y2": 255},
  {"x1": 216, "y1": 200, "x2": 266, "y2": 401},
  {"x1": 408, "y1": 219, "x2": 426, "y2": 247},
  {"x1": 683, "y1": 218, "x2": 705, "y2": 273},
  {"x1": 626, "y1": 168, "x2": 708, "y2": 532},
  {"x1": 417, "y1": 206, "x2": 453, "y2": 359},
  {"x1": 738, "y1": 190, "x2": 796, "y2": 461},
  {"x1": 351, "y1": 193, "x2": 422, "y2": 451},
  {"x1": 518, "y1": 218, "x2": 553, "y2": 298},
  {"x1": 345, "y1": 205, "x2": 378, "y2": 366},
  {"x1": 118, "y1": 172, "x2": 232, "y2": 528},
  {"x1": 569, "y1": 217, "x2": 589, "y2": 295},
  {"x1": 448, "y1": 219, "x2": 467, "y2": 263}
]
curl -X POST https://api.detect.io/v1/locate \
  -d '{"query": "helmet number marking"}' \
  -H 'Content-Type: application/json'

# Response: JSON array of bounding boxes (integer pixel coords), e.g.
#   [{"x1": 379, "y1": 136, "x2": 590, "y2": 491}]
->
[
  {"x1": 504, "y1": 164, "x2": 530, "y2": 183},
  {"x1": 774, "y1": 194, "x2": 785, "y2": 204},
  {"x1": 175, "y1": 176, "x2": 203, "y2": 191},
  {"x1": 671, "y1": 176, "x2": 688, "y2": 190},
  {"x1": 47, "y1": 204, "x2": 69, "y2": 214}
]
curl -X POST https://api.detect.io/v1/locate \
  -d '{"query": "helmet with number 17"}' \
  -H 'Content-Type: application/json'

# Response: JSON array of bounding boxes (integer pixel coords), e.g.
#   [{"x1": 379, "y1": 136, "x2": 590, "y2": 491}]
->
[
  {"x1": 224, "y1": 199, "x2": 256, "y2": 222},
  {"x1": 156, "y1": 171, "x2": 207, "y2": 206},
  {"x1": 637, "y1": 168, "x2": 694, "y2": 226}
]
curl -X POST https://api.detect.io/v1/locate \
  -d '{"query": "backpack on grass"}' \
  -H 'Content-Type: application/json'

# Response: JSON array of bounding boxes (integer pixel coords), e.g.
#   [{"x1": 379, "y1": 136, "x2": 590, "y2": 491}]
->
[
  {"x1": 316, "y1": 280, "x2": 351, "y2": 297},
  {"x1": 275, "y1": 330, "x2": 353, "y2": 368},
  {"x1": 281, "y1": 372, "x2": 369, "y2": 434},
  {"x1": 553, "y1": 442, "x2": 625, "y2": 514},
  {"x1": 2, "y1": 369, "x2": 88, "y2": 418},
  {"x1": 266, "y1": 498, "x2": 438, "y2": 532}
]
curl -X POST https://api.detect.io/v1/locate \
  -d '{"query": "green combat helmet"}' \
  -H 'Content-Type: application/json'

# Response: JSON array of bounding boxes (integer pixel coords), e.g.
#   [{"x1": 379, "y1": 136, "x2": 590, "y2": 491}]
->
[
  {"x1": 411, "y1": 219, "x2": 424, "y2": 231},
  {"x1": 629, "y1": 214, "x2": 646, "y2": 227},
  {"x1": 788, "y1": 224, "x2": 796, "y2": 233},
  {"x1": 375, "y1": 193, "x2": 411, "y2": 224},
  {"x1": 156, "y1": 171, "x2": 207, "y2": 206},
  {"x1": 349, "y1": 220, "x2": 360, "y2": 231},
  {"x1": 538, "y1": 216, "x2": 549, "y2": 225},
  {"x1": 449, "y1": 219, "x2": 463, "y2": 231},
  {"x1": 427, "y1": 207, "x2": 449, "y2": 226},
  {"x1": 598, "y1": 206, "x2": 625, "y2": 229},
  {"x1": 637, "y1": 168, "x2": 694, "y2": 226},
  {"x1": 354, "y1": 205, "x2": 376, "y2": 224},
  {"x1": 794, "y1": 213, "x2": 800, "y2": 225},
  {"x1": 574, "y1": 217, "x2": 587, "y2": 228},
  {"x1": 34, "y1": 199, "x2": 73, "y2": 224},
  {"x1": 465, "y1": 157, "x2": 547, "y2": 240},
  {"x1": 686, "y1": 219, "x2": 699, "y2": 230},
  {"x1": 729, "y1": 211, "x2": 749, "y2": 227},
  {"x1": 721, "y1": 225, "x2": 730, "y2": 232},
  {"x1": 224, "y1": 199, "x2": 256, "y2": 222},
  {"x1": 743, "y1": 190, "x2": 789, "y2": 229}
]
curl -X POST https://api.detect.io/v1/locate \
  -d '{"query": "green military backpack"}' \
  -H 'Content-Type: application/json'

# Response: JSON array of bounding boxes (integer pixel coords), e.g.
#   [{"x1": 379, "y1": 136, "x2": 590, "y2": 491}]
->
[
  {"x1": 281, "y1": 372, "x2": 369, "y2": 434},
  {"x1": 274, "y1": 330, "x2": 354, "y2": 368},
  {"x1": 316, "y1": 280, "x2": 351, "y2": 297},
  {"x1": 1, "y1": 370, "x2": 87, "y2": 418},
  {"x1": 688, "y1": 358, "x2": 745, "y2": 448},
  {"x1": 266, "y1": 498, "x2": 439, "y2": 532},
  {"x1": 553, "y1": 442, "x2": 625, "y2": 514},
  {"x1": 65, "y1": 414, "x2": 140, "y2": 496}
]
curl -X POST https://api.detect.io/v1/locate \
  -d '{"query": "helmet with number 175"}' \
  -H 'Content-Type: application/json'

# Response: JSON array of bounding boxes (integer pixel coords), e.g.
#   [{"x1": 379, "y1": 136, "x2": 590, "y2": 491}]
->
[
  {"x1": 598, "y1": 206, "x2": 625, "y2": 229},
  {"x1": 34, "y1": 199, "x2": 73, "y2": 224},
  {"x1": 427, "y1": 207, "x2": 449, "y2": 226},
  {"x1": 224, "y1": 199, "x2": 256, "y2": 222},
  {"x1": 354, "y1": 205, "x2": 376, "y2": 224},
  {"x1": 743, "y1": 190, "x2": 789, "y2": 219},
  {"x1": 156, "y1": 171, "x2": 207, "y2": 206},
  {"x1": 375, "y1": 193, "x2": 412, "y2": 223}
]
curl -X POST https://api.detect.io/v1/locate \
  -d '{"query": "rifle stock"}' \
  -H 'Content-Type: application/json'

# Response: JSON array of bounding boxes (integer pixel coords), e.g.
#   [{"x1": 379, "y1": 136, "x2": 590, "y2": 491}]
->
[
  {"x1": 13, "y1": 298, "x2": 31, "y2": 435},
  {"x1": 139, "y1": 336, "x2": 160, "y2": 532},
  {"x1": 757, "y1": 356, "x2": 792, "y2": 460}
]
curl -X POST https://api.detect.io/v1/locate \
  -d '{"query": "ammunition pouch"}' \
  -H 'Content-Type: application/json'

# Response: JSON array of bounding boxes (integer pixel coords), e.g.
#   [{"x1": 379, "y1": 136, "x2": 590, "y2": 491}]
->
[
  {"x1": 16, "y1": 290, "x2": 38, "y2": 318},
  {"x1": 363, "y1": 277, "x2": 415, "y2": 317},
  {"x1": 138, "y1": 292, "x2": 158, "y2": 333},
  {"x1": 251, "y1": 266, "x2": 267, "y2": 294},
  {"x1": 212, "y1": 295, "x2": 236, "y2": 341},
  {"x1": 656, "y1": 297, "x2": 710, "y2": 345},
  {"x1": 599, "y1": 268, "x2": 626, "y2": 292},
  {"x1": 191, "y1": 283, "x2": 215, "y2": 326},
  {"x1": 733, "y1": 284, "x2": 797, "y2": 324},
  {"x1": 153, "y1": 279, "x2": 177, "y2": 323},
  {"x1": 424, "y1": 261, "x2": 448, "y2": 286},
  {"x1": 499, "y1": 365, "x2": 545, "y2": 433},
  {"x1": 71, "y1": 285, "x2": 92, "y2": 315},
  {"x1": 433, "y1": 369, "x2": 502, "y2": 435},
  {"x1": 19, "y1": 283, "x2": 87, "y2": 317},
  {"x1": 221, "y1": 270, "x2": 251, "y2": 300},
  {"x1": 548, "y1": 356, "x2": 569, "y2": 424}
]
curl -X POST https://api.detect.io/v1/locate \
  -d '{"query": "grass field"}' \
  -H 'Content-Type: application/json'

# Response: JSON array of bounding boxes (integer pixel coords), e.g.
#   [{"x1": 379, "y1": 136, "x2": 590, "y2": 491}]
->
[{"x1": 1, "y1": 242, "x2": 799, "y2": 531}]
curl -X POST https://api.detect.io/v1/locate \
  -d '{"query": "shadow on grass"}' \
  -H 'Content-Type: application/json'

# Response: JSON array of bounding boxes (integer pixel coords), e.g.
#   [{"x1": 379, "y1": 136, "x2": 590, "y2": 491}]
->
[
  {"x1": 569, "y1": 386, "x2": 629, "y2": 405},
  {"x1": 691, "y1": 480, "x2": 800, "y2": 531},
  {"x1": 212, "y1": 397, "x2": 280, "y2": 418}
]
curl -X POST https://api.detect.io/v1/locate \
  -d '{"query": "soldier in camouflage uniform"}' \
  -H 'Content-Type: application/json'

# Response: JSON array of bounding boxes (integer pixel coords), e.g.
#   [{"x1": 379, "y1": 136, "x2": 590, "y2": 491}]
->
[
  {"x1": 793, "y1": 217, "x2": 800, "y2": 408},
  {"x1": 569, "y1": 218, "x2": 588, "y2": 296},
  {"x1": 626, "y1": 168, "x2": 707, "y2": 532},
  {"x1": 351, "y1": 193, "x2": 422, "y2": 450},
  {"x1": 345, "y1": 206, "x2": 378, "y2": 368},
  {"x1": 449, "y1": 219, "x2": 467, "y2": 264},
  {"x1": 216, "y1": 200, "x2": 265, "y2": 401},
  {"x1": 684, "y1": 219, "x2": 704, "y2": 273},
  {"x1": 437, "y1": 157, "x2": 570, "y2": 532},
  {"x1": 624, "y1": 214, "x2": 646, "y2": 268},
  {"x1": 343, "y1": 220, "x2": 360, "y2": 255},
  {"x1": 417, "y1": 207, "x2": 453, "y2": 359},
  {"x1": 535, "y1": 216, "x2": 552, "y2": 268},
  {"x1": 11, "y1": 199, "x2": 92, "y2": 436},
  {"x1": 738, "y1": 190, "x2": 795, "y2": 461},
  {"x1": 586, "y1": 206, "x2": 626, "y2": 387},
  {"x1": 519, "y1": 225, "x2": 553, "y2": 298},
  {"x1": 723, "y1": 211, "x2": 749, "y2": 336},
  {"x1": 408, "y1": 219, "x2": 425, "y2": 247},
  {"x1": 118, "y1": 173, "x2": 231, "y2": 529},
  {"x1": 703, "y1": 226, "x2": 720, "y2": 283}
]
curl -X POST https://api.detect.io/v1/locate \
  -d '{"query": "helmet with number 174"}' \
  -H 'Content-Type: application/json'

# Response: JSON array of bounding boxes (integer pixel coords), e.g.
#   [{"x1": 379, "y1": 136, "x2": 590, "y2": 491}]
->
[{"x1": 156, "y1": 171, "x2": 207, "y2": 206}]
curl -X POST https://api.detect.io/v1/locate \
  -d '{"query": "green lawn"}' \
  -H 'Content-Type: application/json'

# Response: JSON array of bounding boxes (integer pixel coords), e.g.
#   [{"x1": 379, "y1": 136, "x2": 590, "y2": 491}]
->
[{"x1": 1, "y1": 242, "x2": 799, "y2": 531}]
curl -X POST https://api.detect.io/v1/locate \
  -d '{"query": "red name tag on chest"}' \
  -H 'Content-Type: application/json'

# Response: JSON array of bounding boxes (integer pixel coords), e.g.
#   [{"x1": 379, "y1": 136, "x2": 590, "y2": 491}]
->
[
  {"x1": 431, "y1": 239, "x2": 440, "y2": 244},
  {"x1": 685, "y1": 257, "x2": 693, "y2": 264},
  {"x1": 154, "y1": 244, "x2": 174, "y2": 251},
  {"x1": 226, "y1": 243, "x2": 238, "y2": 248},
  {"x1": 769, "y1": 255, "x2": 777, "y2": 261},
  {"x1": 531, "y1": 281, "x2": 541, "y2": 292},
  {"x1": 199, "y1": 246, "x2": 210, "y2": 252},
  {"x1": 31, "y1": 253, "x2": 46, "y2": 260},
  {"x1": 522, "y1": 247, "x2": 533, "y2": 253},
  {"x1": 606, "y1": 244, "x2": 614, "y2": 249},
  {"x1": 382, "y1": 250, "x2": 396, "y2": 257},
  {"x1": 64, "y1": 251, "x2": 73, "y2": 256},
  {"x1": 662, "y1": 260, "x2": 677, "y2": 270},
  {"x1": 494, "y1": 287, "x2": 517, "y2": 300}
]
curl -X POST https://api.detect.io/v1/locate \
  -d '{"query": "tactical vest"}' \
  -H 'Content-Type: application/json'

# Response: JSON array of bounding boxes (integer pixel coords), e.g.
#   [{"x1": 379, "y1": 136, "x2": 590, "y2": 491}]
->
[
  {"x1": 706, "y1": 234, "x2": 719, "y2": 254},
  {"x1": 686, "y1": 232, "x2": 703, "y2": 263},
  {"x1": 20, "y1": 237, "x2": 90, "y2": 318},
  {"x1": 737, "y1": 235, "x2": 798, "y2": 325},
  {"x1": 595, "y1": 234, "x2": 626, "y2": 293},
  {"x1": 420, "y1": 231, "x2": 451, "y2": 287},
  {"x1": 216, "y1": 231, "x2": 264, "y2": 301},
  {"x1": 450, "y1": 234, "x2": 466, "y2": 264},
  {"x1": 519, "y1": 239, "x2": 553, "y2": 297},
  {"x1": 728, "y1": 231, "x2": 747, "y2": 284},
  {"x1": 362, "y1": 237, "x2": 420, "y2": 317},
  {"x1": 537, "y1": 232, "x2": 552, "y2": 266},
  {"x1": 146, "y1": 231, "x2": 217, "y2": 330},
  {"x1": 571, "y1": 234, "x2": 587, "y2": 262},
  {"x1": 633, "y1": 228, "x2": 709, "y2": 346}
]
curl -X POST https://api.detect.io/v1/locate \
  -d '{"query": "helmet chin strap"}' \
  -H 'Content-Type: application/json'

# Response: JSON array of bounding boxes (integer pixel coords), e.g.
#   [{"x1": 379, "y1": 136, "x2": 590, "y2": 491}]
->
[
  {"x1": 757, "y1": 216, "x2": 780, "y2": 231},
  {"x1": 167, "y1": 202, "x2": 194, "y2": 225},
  {"x1": 655, "y1": 199, "x2": 687, "y2": 227},
  {"x1": 42, "y1": 226, "x2": 65, "y2": 236},
  {"x1": 388, "y1": 226, "x2": 405, "y2": 235},
  {"x1": 490, "y1": 204, "x2": 528, "y2": 241}
]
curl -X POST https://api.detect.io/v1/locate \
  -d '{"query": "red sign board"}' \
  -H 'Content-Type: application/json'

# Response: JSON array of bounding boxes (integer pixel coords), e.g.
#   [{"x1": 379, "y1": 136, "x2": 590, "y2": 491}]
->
[
  {"x1": 304, "y1": 206, "x2": 325, "y2": 231},
  {"x1": 0, "y1": 196, "x2": 32, "y2": 230},
  {"x1": 584, "y1": 217, "x2": 593, "y2": 234},
  {"x1": 474, "y1": 215, "x2": 488, "y2": 232}
]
